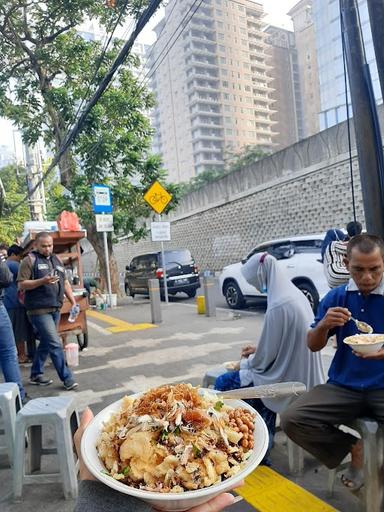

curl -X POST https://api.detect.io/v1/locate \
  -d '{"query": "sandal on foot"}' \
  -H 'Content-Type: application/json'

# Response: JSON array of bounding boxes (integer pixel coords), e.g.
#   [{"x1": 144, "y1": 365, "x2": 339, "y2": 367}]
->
[{"x1": 341, "y1": 467, "x2": 364, "y2": 491}]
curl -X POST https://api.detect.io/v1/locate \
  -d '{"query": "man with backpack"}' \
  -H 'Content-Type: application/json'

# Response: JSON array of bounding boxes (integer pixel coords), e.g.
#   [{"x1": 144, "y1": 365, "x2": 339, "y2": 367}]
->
[
  {"x1": 323, "y1": 221, "x2": 363, "y2": 288},
  {"x1": 17, "y1": 232, "x2": 79, "y2": 390}
]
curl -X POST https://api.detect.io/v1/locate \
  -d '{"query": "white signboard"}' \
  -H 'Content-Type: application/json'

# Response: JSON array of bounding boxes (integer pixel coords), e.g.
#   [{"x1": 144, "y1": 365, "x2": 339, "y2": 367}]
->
[
  {"x1": 95, "y1": 214, "x2": 114, "y2": 232},
  {"x1": 151, "y1": 221, "x2": 171, "y2": 242}
]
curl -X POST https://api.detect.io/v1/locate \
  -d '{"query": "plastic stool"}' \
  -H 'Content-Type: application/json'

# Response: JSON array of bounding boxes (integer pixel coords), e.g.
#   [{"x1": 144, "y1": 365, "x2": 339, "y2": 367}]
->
[
  {"x1": 13, "y1": 396, "x2": 79, "y2": 500},
  {"x1": 202, "y1": 365, "x2": 227, "y2": 388},
  {"x1": 0, "y1": 382, "x2": 22, "y2": 465}
]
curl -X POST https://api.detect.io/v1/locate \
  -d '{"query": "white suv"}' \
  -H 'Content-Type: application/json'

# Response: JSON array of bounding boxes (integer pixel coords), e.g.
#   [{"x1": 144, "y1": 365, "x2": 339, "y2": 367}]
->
[{"x1": 219, "y1": 234, "x2": 330, "y2": 311}]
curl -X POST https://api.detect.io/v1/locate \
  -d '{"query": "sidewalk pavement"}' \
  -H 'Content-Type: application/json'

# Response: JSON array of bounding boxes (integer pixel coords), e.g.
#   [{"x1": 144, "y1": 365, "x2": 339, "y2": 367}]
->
[{"x1": 1, "y1": 298, "x2": 362, "y2": 512}]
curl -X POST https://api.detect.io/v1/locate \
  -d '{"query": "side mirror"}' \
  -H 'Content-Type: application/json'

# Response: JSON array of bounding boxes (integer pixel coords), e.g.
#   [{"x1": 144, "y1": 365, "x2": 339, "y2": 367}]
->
[{"x1": 283, "y1": 247, "x2": 295, "y2": 259}]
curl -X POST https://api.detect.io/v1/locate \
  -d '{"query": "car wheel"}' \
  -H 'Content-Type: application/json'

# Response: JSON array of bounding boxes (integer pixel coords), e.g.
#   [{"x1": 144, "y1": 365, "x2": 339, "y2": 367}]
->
[
  {"x1": 223, "y1": 280, "x2": 246, "y2": 309},
  {"x1": 125, "y1": 284, "x2": 135, "y2": 298},
  {"x1": 187, "y1": 289, "x2": 197, "y2": 298},
  {"x1": 295, "y1": 281, "x2": 319, "y2": 312}
]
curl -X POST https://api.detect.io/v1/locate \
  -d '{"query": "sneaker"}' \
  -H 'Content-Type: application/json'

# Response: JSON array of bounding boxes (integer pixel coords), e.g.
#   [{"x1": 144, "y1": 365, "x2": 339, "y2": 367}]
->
[
  {"x1": 63, "y1": 380, "x2": 78, "y2": 391},
  {"x1": 22, "y1": 393, "x2": 30, "y2": 406},
  {"x1": 29, "y1": 375, "x2": 53, "y2": 386}
]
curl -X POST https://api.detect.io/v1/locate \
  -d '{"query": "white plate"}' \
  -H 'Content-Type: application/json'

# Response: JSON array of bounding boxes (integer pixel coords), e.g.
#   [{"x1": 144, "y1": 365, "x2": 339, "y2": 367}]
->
[{"x1": 81, "y1": 390, "x2": 269, "y2": 511}]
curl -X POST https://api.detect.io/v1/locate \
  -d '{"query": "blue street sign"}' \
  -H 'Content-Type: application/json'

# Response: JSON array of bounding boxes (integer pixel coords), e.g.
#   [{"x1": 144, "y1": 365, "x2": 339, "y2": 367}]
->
[{"x1": 92, "y1": 184, "x2": 112, "y2": 213}]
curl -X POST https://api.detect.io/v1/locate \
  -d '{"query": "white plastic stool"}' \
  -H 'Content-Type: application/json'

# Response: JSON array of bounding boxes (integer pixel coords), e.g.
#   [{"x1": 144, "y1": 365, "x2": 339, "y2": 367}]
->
[
  {"x1": 0, "y1": 382, "x2": 22, "y2": 465},
  {"x1": 13, "y1": 396, "x2": 79, "y2": 500},
  {"x1": 202, "y1": 365, "x2": 227, "y2": 388}
]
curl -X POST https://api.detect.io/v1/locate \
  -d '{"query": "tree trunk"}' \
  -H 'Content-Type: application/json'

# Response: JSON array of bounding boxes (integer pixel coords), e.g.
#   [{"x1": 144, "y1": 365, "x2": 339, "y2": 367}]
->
[{"x1": 85, "y1": 223, "x2": 122, "y2": 296}]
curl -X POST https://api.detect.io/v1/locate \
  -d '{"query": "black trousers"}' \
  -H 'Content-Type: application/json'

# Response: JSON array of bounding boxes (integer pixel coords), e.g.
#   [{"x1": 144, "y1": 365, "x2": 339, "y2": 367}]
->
[{"x1": 280, "y1": 383, "x2": 384, "y2": 469}]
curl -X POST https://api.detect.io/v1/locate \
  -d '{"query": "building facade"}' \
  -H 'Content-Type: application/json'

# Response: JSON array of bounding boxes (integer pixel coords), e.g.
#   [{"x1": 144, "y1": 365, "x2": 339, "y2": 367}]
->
[
  {"x1": 311, "y1": 0, "x2": 382, "y2": 130},
  {"x1": 148, "y1": 0, "x2": 276, "y2": 183},
  {"x1": 288, "y1": 0, "x2": 320, "y2": 137},
  {"x1": 265, "y1": 26, "x2": 304, "y2": 149}
]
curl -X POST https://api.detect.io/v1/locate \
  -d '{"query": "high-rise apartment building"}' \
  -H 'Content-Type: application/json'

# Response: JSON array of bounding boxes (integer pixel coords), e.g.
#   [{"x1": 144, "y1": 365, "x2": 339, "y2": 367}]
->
[
  {"x1": 288, "y1": 0, "x2": 320, "y2": 137},
  {"x1": 311, "y1": 0, "x2": 381, "y2": 130},
  {"x1": 265, "y1": 26, "x2": 304, "y2": 149},
  {"x1": 148, "y1": 0, "x2": 275, "y2": 183}
]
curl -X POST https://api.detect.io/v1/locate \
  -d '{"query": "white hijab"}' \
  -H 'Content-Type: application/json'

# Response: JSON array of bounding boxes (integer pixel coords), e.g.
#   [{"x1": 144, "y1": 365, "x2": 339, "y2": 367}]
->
[{"x1": 240, "y1": 253, "x2": 324, "y2": 413}]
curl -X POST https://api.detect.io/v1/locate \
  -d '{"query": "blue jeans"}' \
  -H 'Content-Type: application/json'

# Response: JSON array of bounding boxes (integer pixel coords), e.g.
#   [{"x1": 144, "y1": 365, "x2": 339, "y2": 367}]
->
[
  {"x1": 215, "y1": 371, "x2": 276, "y2": 464},
  {"x1": 29, "y1": 311, "x2": 73, "y2": 383},
  {"x1": 0, "y1": 302, "x2": 25, "y2": 399}
]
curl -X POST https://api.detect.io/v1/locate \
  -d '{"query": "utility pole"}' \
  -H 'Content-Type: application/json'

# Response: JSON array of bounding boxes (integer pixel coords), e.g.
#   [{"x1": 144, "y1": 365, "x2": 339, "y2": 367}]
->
[
  {"x1": 367, "y1": 0, "x2": 384, "y2": 101},
  {"x1": 340, "y1": 0, "x2": 384, "y2": 238},
  {"x1": 24, "y1": 143, "x2": 46, "y2": 221}
]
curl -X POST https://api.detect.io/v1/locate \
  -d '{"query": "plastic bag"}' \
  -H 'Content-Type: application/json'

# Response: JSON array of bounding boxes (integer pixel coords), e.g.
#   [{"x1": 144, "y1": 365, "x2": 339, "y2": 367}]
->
[{"x1": 57, "y1": 211, "x2": 81, "y2": 231}]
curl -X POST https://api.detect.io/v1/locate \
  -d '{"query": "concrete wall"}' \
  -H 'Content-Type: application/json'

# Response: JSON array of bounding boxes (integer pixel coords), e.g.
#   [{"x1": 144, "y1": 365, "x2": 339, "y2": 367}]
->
[{"x1": 82, "y1": 111, "x2": 377, "y2": 274}]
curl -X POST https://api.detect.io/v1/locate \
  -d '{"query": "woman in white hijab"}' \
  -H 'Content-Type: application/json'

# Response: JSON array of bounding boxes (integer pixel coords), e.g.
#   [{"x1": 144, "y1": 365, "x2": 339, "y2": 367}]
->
[{"x1": 215, "y1": 252, "x2": 324, "y2": 462}]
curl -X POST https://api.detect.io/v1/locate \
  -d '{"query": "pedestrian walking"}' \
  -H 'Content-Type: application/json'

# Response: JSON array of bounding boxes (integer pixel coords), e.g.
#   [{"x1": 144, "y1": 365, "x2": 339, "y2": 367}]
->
[
  {"x1": 17, "y1": 232, "x2": 78, "y2": 390},
  {"x1": 0, "y1": 249, "x2": 26, "y2": 401},
  {"x1": 4, "y1": 245, "x2": 35, "y2": 363}
]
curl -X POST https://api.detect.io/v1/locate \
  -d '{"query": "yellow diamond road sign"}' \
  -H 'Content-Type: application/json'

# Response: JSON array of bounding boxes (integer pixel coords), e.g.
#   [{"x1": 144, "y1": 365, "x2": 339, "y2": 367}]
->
[{"x1": 144, "y1": 181, "x2": 172, "y2": 214}]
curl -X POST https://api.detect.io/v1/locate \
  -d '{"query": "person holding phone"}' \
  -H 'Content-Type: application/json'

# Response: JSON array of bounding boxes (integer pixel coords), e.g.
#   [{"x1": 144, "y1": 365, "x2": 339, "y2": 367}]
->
[{"x1": 17, "y1": 232, "x2": 79, "y2": 390}]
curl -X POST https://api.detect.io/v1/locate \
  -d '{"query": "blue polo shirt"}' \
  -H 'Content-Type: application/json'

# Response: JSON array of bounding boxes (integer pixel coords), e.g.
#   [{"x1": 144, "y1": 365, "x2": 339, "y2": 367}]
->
[{"x1": 313, "y1": 279, "x2": 384, "y2": 390}]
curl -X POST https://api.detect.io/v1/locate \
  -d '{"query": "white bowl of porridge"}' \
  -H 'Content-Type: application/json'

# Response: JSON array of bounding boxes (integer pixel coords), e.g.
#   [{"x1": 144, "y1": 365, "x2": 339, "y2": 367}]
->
[{"x1": 343, "y1": 334, "x2": 384, "y2": 354}]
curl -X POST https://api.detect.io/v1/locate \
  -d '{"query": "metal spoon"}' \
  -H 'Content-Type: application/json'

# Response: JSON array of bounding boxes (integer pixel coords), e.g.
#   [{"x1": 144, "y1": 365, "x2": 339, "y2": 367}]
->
[
  {"x1": 349, "y1": 316, "x2": 373, "y2": 334},
  {"x1": 217, "y1": 382, "x2": 307, "y2": 400}
]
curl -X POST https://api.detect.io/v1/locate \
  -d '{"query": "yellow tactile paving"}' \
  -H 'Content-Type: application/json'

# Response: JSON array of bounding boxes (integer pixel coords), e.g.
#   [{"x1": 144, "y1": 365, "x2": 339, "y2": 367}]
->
[
  {"x1": 87, "y1": 309, "x2": 156, "y2": 332},
  {"x1": 237, "y1": 466, "x2": 337, "y2": 512}
]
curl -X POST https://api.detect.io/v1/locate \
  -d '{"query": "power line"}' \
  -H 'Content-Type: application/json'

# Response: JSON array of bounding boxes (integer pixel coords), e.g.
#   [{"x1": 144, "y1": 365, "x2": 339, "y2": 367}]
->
[
  {"x1": 133, "y1": 0, "x2": 178, "y2": 83},
  {"x1": 74, "y1": 0, "x2": 205, "y2": 175},
  {"x1": 139, "y1": 0, "x2": 204, "y2": 88},
  {"x1": 9, "y1": 0, "x2": 164, "y2": 215},
  {"x1": 68, "y1": 0, "x2": 132, "y2": 131}
]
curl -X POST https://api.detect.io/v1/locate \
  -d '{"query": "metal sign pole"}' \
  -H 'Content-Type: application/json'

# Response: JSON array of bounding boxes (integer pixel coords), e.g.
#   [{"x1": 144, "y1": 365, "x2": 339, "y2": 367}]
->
[
  {"x1": 158, "y1": 213, "x2": 169, "y2": 303},
  {"x1": 103, "y1": 230, "x2": 113, "y2": 306}
]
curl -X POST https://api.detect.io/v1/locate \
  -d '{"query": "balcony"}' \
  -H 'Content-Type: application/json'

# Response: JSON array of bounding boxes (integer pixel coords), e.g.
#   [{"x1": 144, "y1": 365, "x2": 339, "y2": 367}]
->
[
  {"x1": 192, "y1": 129, "x2": 223, "y2": 141},
  {"x1": 189, "y1": 21, "x2": 215, "y2": 34},
  {"x1": 188, "y1": 80, "x2": 220, "y2": 92},
  {"x1": 186, "y1": 30, "x2": 216, "y2": 43},
  {"x1": 191, "y1": 116, "x2": 223, "y2": 128},
  {"x1": 184, "y1": 44, "x2": 216, "y2": 56},
  {"x1": 188, "y1": 94, "x2": 220, "y2": 106}
]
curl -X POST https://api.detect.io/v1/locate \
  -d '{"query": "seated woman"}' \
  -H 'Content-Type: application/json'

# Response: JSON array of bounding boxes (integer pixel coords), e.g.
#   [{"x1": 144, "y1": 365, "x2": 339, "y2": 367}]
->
[{"x1": 215, "y1": 252, "x2": 324, "y2": 462}]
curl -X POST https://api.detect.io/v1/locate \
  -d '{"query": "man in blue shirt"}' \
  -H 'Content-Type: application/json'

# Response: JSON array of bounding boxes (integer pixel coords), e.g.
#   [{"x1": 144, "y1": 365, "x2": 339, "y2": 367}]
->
[{"x1": 281, "y1": 234, "x2": 384, "y2": 490}]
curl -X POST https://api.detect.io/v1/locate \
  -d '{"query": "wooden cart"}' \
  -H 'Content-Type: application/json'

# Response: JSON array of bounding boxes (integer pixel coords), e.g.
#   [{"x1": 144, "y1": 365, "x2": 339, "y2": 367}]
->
[{"x1": 22, "y1": 230, "x2": 89, "y2": 350}]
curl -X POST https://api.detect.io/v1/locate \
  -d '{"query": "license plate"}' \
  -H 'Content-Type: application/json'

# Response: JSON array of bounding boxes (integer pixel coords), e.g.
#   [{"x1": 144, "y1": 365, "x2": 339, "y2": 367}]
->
[{"x1": 174, "y1": 278, "x2": 188, "y2": 285}]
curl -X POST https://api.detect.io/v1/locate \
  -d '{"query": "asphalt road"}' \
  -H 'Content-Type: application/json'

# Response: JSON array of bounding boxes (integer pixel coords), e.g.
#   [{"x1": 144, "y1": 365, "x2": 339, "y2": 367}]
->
[{"x1": 123, "y1": 276, "x2": 268, "y2": 313}]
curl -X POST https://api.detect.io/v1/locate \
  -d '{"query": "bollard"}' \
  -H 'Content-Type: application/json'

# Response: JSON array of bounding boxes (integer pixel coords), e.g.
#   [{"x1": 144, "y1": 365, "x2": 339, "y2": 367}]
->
[
  {"x1": 203, "y1": 275, "x2": 216, "y2": 317},
  {"x1": 148, "y1": 278, "x2": 162, "y2": 324},
  {"x1": 196, "y1": 295, "x2": 205, "y2": 314}
]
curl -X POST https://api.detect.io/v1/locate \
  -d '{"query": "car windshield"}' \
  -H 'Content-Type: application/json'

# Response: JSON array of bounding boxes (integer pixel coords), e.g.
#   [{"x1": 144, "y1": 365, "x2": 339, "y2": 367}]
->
[{"x1": 163, "y1": 250, "x2": 193, "y2": 265}]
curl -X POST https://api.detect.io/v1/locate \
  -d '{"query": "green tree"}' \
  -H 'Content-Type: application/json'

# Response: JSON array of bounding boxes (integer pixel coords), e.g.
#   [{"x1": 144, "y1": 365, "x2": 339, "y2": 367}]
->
[
  {"x1": 179, "y1": 146, "x2": 269, "y2": 196},
  {"x1": 224, "y1": 145, "x2": 269, "y2": 172},
  {"x1": 0, "y1": 1, "x2": 176, "y2": 292},
  {"x1": 0, "y1": 164, "x2": 29, "y2": 245}
]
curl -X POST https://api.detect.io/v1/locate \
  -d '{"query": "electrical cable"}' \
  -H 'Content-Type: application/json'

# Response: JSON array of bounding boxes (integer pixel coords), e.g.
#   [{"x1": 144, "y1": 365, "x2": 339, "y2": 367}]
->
[
  {"x1": 8, "y1": 0, "x2": 164, "y2": 215},
  {"x1": 133, "y1": 0, "x2": 178, "y2": 83},
  {"x1": 68, "y1": 0, "x2": 132, "y2": 131},
  {"x1": 138, "y1": 0, "x2": 204, "y2": 88}
]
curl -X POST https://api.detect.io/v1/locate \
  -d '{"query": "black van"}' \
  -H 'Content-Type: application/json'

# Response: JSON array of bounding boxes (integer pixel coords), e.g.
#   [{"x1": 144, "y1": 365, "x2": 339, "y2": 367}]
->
[{"x1": 124, "y1": 249, "x2": 200, "y2": 298}]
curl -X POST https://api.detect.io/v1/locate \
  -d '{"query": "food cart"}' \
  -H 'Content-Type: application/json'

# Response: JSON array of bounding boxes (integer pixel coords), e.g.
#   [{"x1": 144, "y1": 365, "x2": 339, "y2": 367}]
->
[{"x1": 22, "y1": 230, "x2": 89, "y2": 350}]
